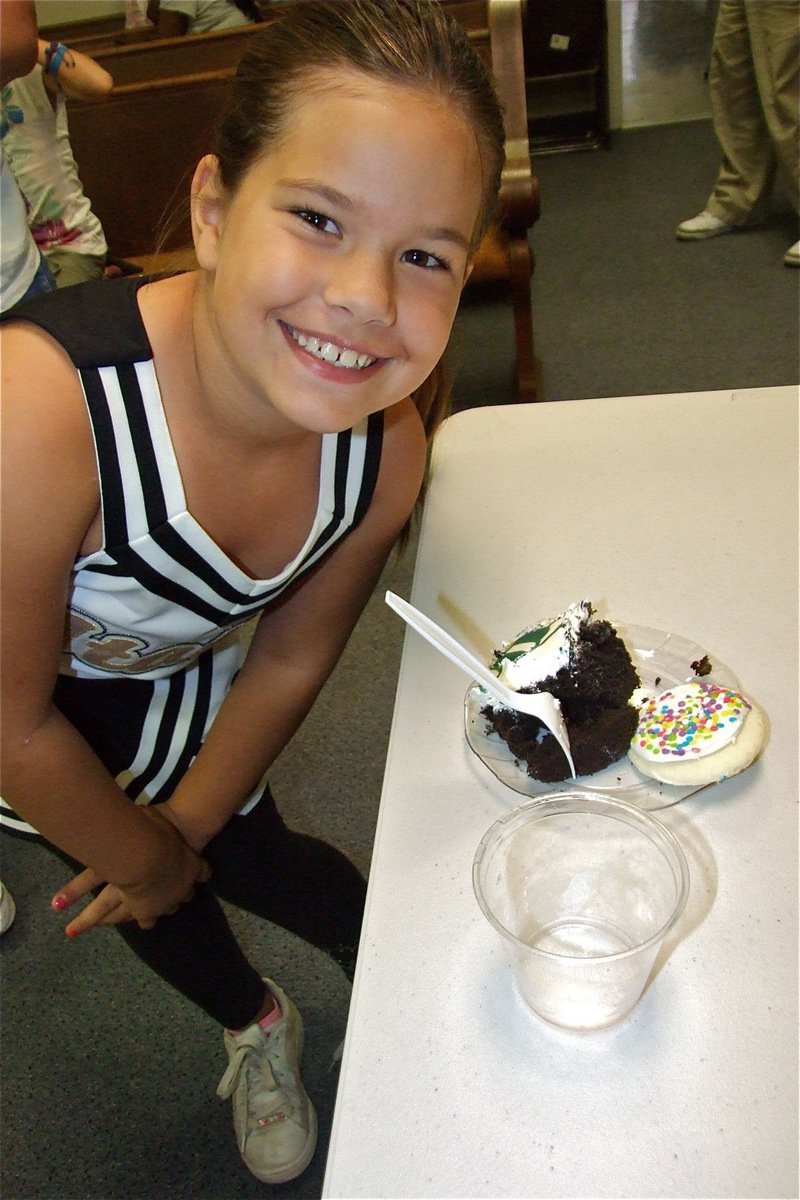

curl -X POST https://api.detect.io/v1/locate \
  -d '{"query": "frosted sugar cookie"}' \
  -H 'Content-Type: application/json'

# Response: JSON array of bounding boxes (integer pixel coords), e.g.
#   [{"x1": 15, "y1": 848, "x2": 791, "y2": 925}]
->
[{"x1": 628, "y1": 681, "x2": 765, "y2": 786}]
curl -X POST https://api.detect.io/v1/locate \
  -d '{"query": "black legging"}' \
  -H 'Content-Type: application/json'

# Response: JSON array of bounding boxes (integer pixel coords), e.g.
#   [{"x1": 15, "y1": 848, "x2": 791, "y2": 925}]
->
[{"x1": 47, "y1": 787, "x2": 366, "y2": 1029}]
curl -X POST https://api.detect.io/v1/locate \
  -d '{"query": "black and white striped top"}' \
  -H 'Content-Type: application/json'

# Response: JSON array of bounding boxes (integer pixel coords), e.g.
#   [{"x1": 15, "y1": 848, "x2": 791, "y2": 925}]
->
[{"x1": 9, "y1": 277, "x2": 384, "y2": 682}]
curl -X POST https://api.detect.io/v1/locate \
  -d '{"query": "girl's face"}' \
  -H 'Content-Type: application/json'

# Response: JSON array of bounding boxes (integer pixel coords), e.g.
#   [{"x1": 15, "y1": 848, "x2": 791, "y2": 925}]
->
[{"x1": 192, "y1": 70, "x2": 484, "y2": 434}]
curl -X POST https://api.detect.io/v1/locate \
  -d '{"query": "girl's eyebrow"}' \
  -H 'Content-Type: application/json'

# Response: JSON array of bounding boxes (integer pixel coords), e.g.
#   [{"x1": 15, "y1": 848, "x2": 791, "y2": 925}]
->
[
  {"x1": 278, "y1": 177, "x2": 470, "y2": 251},
  {"x1": 423, "y1": 226, "x2": 470, "y2": 252},
  {"x1": 278, "y1": 178, "x2": 355, "y2": 210}
]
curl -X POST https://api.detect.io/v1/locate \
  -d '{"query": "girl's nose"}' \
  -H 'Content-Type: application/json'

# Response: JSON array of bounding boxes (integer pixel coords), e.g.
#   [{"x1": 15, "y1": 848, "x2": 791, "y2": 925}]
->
[{"x1": 322, "y1": 248, "x2": 397, "y2": 326}]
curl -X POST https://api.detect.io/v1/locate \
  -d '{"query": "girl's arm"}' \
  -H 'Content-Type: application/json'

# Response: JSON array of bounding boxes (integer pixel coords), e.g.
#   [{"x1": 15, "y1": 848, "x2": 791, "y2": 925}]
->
[
  {"x1": 0, "y1": 323, "x2": 209, "y2": 926},
  {"x1": 36, "y1": 38, "x2": 114, "y2": 101},
  {"x1": 57, "y1": 397, "x2": 426, "y2": 931}
]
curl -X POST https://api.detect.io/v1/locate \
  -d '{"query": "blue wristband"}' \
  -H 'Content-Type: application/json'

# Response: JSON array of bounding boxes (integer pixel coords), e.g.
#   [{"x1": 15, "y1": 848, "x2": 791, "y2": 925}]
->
[{"x1": 45, "y1": 41, "x2": 68, "y2": 76}]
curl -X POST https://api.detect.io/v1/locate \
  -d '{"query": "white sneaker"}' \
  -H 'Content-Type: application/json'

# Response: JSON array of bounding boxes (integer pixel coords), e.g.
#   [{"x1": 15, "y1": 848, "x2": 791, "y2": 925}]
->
[
  {"x1": 677, "y1": 211, "x2": 734, "y2": 240},
  {"x1": 217, "y1": 979, "x2": 317, "y2": 1184},
  {"x1": 784, "y1": 239, "x2": 800, "y2": 267},
  {"x1": 0, "y1": 882, "x2": 16, "y2": 935}
]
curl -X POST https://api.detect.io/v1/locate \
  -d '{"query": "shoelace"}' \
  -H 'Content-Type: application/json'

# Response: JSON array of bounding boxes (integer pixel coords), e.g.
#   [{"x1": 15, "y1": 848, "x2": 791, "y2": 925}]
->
[{"x1": 217, "y1": 1027, "x2": 295, "y2": 1125}]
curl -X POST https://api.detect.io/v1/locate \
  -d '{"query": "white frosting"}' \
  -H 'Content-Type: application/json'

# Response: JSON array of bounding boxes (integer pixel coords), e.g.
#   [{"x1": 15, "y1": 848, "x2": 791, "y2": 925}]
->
[
  {"x1": 490, "y1": 600, "x2": 591, "y2": 692},
  {"x1": 631, "y1": 682, "x2": 751, "y2": 762},
  {"x1": 629, "y1": 691, "x2": 764, "y2": 786}
]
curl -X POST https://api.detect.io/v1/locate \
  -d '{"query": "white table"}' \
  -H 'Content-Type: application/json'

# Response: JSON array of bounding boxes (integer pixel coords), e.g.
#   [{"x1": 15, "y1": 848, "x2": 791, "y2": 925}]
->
[{"x1": 323, "y1": 387, "x2": 798, "y2": 1199}]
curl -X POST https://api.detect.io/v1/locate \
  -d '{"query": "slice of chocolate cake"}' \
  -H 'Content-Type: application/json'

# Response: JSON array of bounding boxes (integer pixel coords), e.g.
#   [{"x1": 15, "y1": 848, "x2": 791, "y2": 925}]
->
[{"x1": 481, "y1": 601, "x2": 640, "y2": 782}]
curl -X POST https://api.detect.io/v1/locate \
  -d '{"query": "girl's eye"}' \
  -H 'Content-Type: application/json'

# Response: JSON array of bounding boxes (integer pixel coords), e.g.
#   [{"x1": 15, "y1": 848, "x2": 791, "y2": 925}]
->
[
  {"x1": 402, "y1": 248, "x2": 450, "y2": 271},
  {"x1": 294, "y1": 208, "x2": 339, "y2": 236}
]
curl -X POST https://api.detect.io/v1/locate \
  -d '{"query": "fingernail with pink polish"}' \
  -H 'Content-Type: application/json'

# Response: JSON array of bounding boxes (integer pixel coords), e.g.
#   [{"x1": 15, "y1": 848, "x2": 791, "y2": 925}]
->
[
  {"x1": 52, "y1": 895, "x2": 67, "y2": 911},
  {"x1": 66, "y1": 927, "x2": 78, "y2": 939}
]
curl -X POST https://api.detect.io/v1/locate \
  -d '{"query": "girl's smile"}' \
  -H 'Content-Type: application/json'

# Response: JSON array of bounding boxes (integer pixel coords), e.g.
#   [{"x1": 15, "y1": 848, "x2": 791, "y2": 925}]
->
[
  {"x1": 281, "y1": 321, "x2": 380, "y2": 376},
  {"x1": 192, "y1": 70, "x2": 484, "y2": 434}
]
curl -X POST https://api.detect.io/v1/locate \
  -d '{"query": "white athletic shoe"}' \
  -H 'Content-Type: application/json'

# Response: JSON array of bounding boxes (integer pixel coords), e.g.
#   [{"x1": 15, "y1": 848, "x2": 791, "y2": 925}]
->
[
  {"x1": 217, "y1": 979, "x2": 317, "y2": 1184},
  {"x1": 676, "y1": 211, "x2": 734, "y2": 241},
  {"x1": 784, "y1": 239, "x2": 800, "y2": 267},
  {"x1": 0, "y1": 882, "x2": 16, "y2": 935}
]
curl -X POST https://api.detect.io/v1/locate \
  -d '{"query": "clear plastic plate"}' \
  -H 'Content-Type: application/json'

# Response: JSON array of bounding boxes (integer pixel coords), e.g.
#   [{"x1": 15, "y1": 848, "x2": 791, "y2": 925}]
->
[{"x1": 464, "y1": 624, "x2": 742, "y2": 811}]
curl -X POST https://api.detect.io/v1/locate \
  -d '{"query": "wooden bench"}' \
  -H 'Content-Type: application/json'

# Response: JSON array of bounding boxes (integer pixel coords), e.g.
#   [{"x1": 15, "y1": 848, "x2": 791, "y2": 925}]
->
[
  {"x1": 67, "y1": 70, "x2": 231, "y2": 259},
  {"x1": 66, "y1": 0, "x2": 540, "y2": 400},
  {"x1": 88, "y1": 22, "x2": 266, "y2": 86},
  {"x1": 37, "y1": 2, "x2": 270, "y2": 54},
  {"x1": 39, "y1": 11, "x2": 127, "y2": 47},
  {"x1": 39, "y1": 10, "x2": 160, "y2": 56}
]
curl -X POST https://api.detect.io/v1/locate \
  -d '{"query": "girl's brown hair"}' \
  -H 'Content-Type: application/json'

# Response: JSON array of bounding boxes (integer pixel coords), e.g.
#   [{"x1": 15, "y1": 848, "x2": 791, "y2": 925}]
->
[{"x1": 211, "y1": 0, "x2": 505, "y2": 441}]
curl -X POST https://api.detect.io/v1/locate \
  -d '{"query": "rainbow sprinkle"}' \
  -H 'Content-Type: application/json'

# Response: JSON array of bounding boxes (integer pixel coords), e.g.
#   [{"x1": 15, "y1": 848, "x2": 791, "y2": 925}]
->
[{"x1": 634, "y1": 682, "x2": 750, "y2": 760}]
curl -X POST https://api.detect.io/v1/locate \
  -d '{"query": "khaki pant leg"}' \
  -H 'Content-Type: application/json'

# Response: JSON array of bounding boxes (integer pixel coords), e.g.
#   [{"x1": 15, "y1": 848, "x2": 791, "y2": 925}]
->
[
  {"x1": 45, "y1": 249, "x2": 106, "y2": 289},
  {"x1": 707, "y1": 0, "x2": 776, "y2": 224},
  {"x1": 746, "y1": 0, "x2": 800, "y2": 214}
]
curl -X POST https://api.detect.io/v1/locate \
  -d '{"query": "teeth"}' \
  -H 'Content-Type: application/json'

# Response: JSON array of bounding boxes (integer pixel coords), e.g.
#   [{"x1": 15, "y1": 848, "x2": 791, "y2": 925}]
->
[{"x1": 289, "y1": 327, "x2": 375, "y2": 370}]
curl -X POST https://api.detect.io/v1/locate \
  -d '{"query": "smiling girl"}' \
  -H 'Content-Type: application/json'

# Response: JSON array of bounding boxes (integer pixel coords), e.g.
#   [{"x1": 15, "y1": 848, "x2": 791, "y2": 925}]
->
[{"x1": 0, "y1": 0, "x2": 504, "y2": 1184}]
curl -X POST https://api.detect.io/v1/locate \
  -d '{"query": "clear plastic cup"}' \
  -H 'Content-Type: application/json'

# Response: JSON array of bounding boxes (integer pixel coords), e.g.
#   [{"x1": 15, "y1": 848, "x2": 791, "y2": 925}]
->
[{"x1": 473, "y1": 792, "x2": 690, "y2": 1030}]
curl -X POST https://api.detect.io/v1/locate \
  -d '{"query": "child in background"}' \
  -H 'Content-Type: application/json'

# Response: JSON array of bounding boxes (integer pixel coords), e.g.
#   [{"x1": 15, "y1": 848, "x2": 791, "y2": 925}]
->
[
  {"x1": 1, "y1": 0, "x2": 504, "y2": 1185},
  {"x1": 0, "y1": 0, "x2": 56, "y2": 311},
  {"x1": 149, "y1": 0, "x2": 261, "y2": 37},
  {"x1": 1, "y1": 38, "x2": 113, "y2": 288}
]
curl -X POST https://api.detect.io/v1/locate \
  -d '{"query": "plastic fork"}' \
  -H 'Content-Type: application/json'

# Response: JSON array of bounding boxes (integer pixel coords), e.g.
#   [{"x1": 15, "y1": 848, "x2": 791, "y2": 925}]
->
[{"x1": 385, "y1": 591, "x2": 576, "y2": 778}]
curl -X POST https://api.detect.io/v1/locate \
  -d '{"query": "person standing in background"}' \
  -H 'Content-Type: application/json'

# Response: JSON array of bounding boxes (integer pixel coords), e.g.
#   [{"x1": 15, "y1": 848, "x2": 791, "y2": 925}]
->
[
  {"x1": 0, "y1": 0, "x2": 55, "y2": 312},
  {"x1": 677, "y1": 0, "x2": 799, "y2": 267},
  {"x1": 2, "y1": 39, "x2": 113, "y2": 288}
]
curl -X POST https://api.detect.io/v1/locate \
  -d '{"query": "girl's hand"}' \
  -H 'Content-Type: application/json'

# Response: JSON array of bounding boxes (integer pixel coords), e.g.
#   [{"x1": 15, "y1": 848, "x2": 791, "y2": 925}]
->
[
  {"x1": 52, "y1": 806, "x2": 212, "y2": 936},
  {"x1": 53, "y1": 871, "x2": 133, "y2": 934}
]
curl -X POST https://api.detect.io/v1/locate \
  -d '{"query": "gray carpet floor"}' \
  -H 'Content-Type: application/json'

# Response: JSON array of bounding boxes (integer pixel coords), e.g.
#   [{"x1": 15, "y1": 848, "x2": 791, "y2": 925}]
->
[{"x1": 1, "y1": 119, "x2": 797, "y2": 1200}]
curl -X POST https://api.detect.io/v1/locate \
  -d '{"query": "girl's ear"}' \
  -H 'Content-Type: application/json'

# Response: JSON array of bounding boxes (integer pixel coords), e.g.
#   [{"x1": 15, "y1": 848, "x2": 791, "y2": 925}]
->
[{"x1": 191, "y1": 155, "x2": 226, "y2": 270}]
